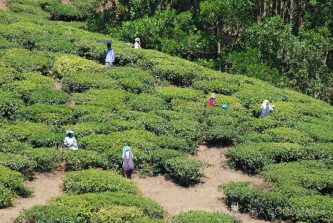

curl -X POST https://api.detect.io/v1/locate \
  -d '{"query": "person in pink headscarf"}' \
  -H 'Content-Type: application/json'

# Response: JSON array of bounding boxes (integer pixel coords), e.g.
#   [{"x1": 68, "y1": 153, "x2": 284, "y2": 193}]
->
[{"x1": 208, "y1": 93, "x2": 218, "y2": 107}]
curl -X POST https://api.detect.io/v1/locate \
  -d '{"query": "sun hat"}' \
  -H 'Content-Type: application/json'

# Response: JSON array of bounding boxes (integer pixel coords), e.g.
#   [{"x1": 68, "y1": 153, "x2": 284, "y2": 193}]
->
[
  {"x1": 66, "y1": 130, "x2": 74, "y2": 135},
  {"x1": 210, "y1": 93, "x2": 216, "y2": 99}
]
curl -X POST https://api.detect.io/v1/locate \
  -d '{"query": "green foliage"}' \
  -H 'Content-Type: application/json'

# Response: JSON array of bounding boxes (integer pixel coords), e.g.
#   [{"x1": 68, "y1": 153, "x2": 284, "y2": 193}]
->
[
  {"x1": 92, "y1": 205, "x2": 145, "y2": 223},
  {"x1": 226, "y1": 142, "x2": 307, "y2": 173},
  {"x1": 0, "y1": 152, "x2": 37, "y2": 176},
  {"x1": 46, "y1": 0, "x2": 101, "y2": 21},
  {"x1": 227, "y1": 49, "x2": 282, "y2": 84},
  {"x1": 0, "y1": 90, "x2": 24, "y2": 119},
  {"x1": 62, "y1": 71, "x2": 118, "y2": 93},
  {"x1": 262, "y1": 160, "x2": 333, "y2": 196},
  {"x1": 127, "y1": 93, "x2": 167, "y2": 112},
  {"x1": 0, "y1": 184, "x2": 13, "y2": 208},
  {"x1": 63, "y1": 169, "x2": 139, "y2": 195},
  {"x1": 53, "y1": 192, "x2": 164, "y2": 218},
  {"x1": 16, "y1": 204, "x2": 87, "y2": 223},
  {"x1": 61, "y1": 150, "x2": 109, "y2": 171},
  {"x1": 110, "y1": 9, "x2": 207, "y2": 60},
  {"x1": 0, "y1": 141, "x2": 32, "y2": 154},
  {"x1": 0, "y1": 48, "x2": 53, "y2": 73},
  {"x1": 263, "y1": 127, "x2": 314, "y2": 144},
  {"x1": 289, "y1": 195, "x2": 333, "y2": 223},
  {"x1": 192, "y1": 79, "x2": 240, "y2": 95},
  {"x1": 52, "y1": 54, "x2": 103, "y2": 78},
  {"x1": 0, "y1": 166, "x2": 31, "y2": 197},
  {"x1": 164, "y1": 157, "x2": 204, "y2": 185},
  {"x1": 16, "y1": 104, "x2": 74, "y2": 125},
  {"x1": 23, "y1": 148, "x2": 59, "y2": 172},
  {"x1": 73, "y1": 89, "x2": 129, "y2": 111},
  {"x1": 223, "y1": 182, "x2": 288, "y2": 221},
  {"x1": 172, "y1": 211, "x2": 238, "y2": 223},
  {"x1": 156, "y1": 86, "x2": 204, "y2": 102},
  {"x1": 8, "y1": 122, "x2": 62, "y2": 147},
  {"x1": 80, "y1": 129, "x2": 159, "y2": 153},
  {"x1": 26, "y1": 89, "x2": 70, "y2": 105}
]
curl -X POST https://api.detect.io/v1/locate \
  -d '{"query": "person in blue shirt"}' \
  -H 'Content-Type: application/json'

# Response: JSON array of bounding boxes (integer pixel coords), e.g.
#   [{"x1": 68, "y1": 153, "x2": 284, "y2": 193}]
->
[{"x1": 104, "y1": 42, "x2": 115, "y2": 68}]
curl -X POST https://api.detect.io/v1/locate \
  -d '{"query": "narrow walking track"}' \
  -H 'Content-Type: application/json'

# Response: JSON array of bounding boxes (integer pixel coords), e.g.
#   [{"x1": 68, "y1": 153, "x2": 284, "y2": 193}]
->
[
  {"x1": 0, "y1": 171, "x2": 64, "y2": 223},
  {"x1": 133, "y1": 145, "x2": 270, "y2": 223}
]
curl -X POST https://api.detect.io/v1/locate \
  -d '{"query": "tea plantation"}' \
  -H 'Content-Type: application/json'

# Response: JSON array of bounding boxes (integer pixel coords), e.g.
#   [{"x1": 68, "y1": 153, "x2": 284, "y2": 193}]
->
[{"x1": 0, "y1": 1, "x2": 333, "y2": 223}]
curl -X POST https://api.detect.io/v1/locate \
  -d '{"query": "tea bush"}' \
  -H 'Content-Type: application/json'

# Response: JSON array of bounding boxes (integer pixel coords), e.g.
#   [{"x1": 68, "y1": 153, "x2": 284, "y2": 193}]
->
[
  {"x1": 296, "y1": 120, "x2": 333, "y2": 143},
  {"x1": 289, "y1": 195, "x2": 333, "y2": 223},
  {"x1": 264, "y1": 127, "x2": 314, "y2": 144},
  {"x1": 0, "y1": 184, "x2": 13, "y2": 208},
  {"x1": 164, "y1": 157, "x2": 204, "y2": 185},
  {"x1": 46, "y1": 0, "x2": 99, "y2": 21},
  {"x1": 26, "y1": 89, "x2": 70, "y2": 105},
  {"x1": 0, "y1": 48, "x2": 53, "y2": 73},
  {"x1": 73, "y1": 89, "x2": 129, "y2": 111},
  {"x1": 192, "y1": 79, "x2": 240, "y2": 95},
  {"x1": 152, "y1": 61, "x2": 203, "y2": 86},
  {"x1": 16, "y1": 104, "x2": 74, "y2": 125},
  {"x1": 16, "y1": 204, "x2": 87, "y2": 223},
  {"x1": 223, "y1": 182, "x2": 289, "y2": 221},
  {"x1": 8, "y1": 122, "x2": 62, "y2": 147},
  {"x1": 262, "y1": 160, "x2": 333, "y2": 195},
  {"x1": 156, "y1": 86, "x2": 204, "y2": 102},
  {"x1": 63, "y1": 169, "x2": 139, "y2": 195},
  {"x1": 0, "y1": 152, "x2": 37, "y2": 176},
  {"x1": 172, "y1": 211, "x2": 238, "y2": 223},
  {"x1": 149, "y1": 149, "x2": 185, "y2": 174},
  {"x1": 127, "y1": 93, "x2": 167, "y2": 112},
  {"x1": 134, "y1": 112, "x2": 171, "y2": 135},
  {"x1": 52, "y1": 192, "x2": 164, "y2": 218},
  {"x1": 0, "y1": 141, "x2": 32, "y2": 154},
  {"x1": 118, "y1": 77, "x2": 154, "y2": 94},
  {"x1": 52, "y1": 54, "x2": 103, "y2": 78},
  {"x1": 0, "y1": 166, "x2": 31, "y2": 197},
  {"x1": 3, "y1": 72, "x2": 54, "y2": 98},
  {"x1": 61, "y1": 149, "x2": 109, "y2": 171},
  {"x1": 23, "y1": 148, "x2": 59, "y2": 172},
  {"x1": 62, "y1": 71, "x2": 118, "y2": 92},
  {"x1": 92, "y1": 205, "x2": 145, "y2": 223},
  {"x1": 80, "y1": 130, "x2": 159, "y2": 153},
  {"x1": 0, "y1": 90, "x2": 24, "y2": 119},
  {"x1": 226, "y1": 142, "x2": 307, "y2": 173}
]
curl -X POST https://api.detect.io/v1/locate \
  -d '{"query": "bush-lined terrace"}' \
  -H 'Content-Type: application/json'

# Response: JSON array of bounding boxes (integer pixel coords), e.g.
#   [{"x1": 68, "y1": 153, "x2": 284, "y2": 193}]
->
[{"x1": 0, "y1": 1, "x2": 332, "y2": 222}]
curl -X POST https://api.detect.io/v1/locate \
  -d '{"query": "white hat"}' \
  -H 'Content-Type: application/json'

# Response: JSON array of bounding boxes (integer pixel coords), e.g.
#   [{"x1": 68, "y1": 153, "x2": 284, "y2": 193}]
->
[
  {"x1": 210, "y1": 93, "x2": 216, "y2": 99},
  {"x1": 263, "y1": 99, "x2": 269, "y2": 103},
  {"x1": 135, "y1": 38, "x2": 140, "y2": 42},
  {"x1": 66, "y1": 130, "x2": 74, "y2": 135}
]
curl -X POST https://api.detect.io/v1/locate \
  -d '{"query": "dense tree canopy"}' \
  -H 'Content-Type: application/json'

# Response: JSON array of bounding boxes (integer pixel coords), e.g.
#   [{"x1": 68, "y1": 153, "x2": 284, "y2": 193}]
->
[{"x1": 88, "y1": 0, "x2": 332, "y2": 104}]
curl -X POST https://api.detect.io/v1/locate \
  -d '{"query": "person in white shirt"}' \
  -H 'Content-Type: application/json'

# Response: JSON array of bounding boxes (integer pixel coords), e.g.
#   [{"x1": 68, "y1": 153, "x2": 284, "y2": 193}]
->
[
  {"x1": 134, "y1": 38, "x2": 141, "y2": 49},
  {"x1": 64, "y1": 130, "x2": 78, "y2": 150},
  {"x1": 260, "y1": 99, "x2": 274, "y2": 117},
  {"x1": 104, "y1": 42, "x2": 115, "y2": 68}
]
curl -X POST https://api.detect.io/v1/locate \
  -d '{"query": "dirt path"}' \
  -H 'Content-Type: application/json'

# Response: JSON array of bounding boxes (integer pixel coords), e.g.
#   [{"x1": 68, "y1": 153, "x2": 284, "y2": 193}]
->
[
  {"x1": 0, "y1": 0, "x2": 8, "y2": 10},
  {"x1": 133, "y1": 146, "x2": 270, "y2": 223},
  {"x1": 0, "y1": 171, "x2": 64, "y2": 223}
]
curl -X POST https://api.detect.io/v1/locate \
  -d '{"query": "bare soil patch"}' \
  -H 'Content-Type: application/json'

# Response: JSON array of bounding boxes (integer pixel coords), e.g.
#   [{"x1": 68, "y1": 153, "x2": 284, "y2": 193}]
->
[
  {"x1": 133, "y1": 145, "x2": 270, "y2": 223},
  {"x1": 0, "y1": 171, "x2": 64, "y2": 223}
]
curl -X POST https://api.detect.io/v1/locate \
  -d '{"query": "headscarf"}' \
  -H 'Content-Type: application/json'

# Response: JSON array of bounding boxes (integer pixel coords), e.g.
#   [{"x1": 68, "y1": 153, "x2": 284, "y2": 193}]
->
[{"x1": 66, "y1": 130, "x2": 74, "y2": 136}]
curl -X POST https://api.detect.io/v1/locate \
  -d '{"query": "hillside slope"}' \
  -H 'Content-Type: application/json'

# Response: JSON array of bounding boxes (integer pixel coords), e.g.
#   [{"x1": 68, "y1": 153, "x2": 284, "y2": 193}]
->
[{"x1": 0, "y1": 2, "x2": 333, "y2": 223}]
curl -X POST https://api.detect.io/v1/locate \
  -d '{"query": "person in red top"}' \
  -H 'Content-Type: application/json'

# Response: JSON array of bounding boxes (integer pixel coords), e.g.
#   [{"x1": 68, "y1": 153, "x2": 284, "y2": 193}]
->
[{"x1": 208, "y1": 93, "x2": 217, "y2": 107}]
